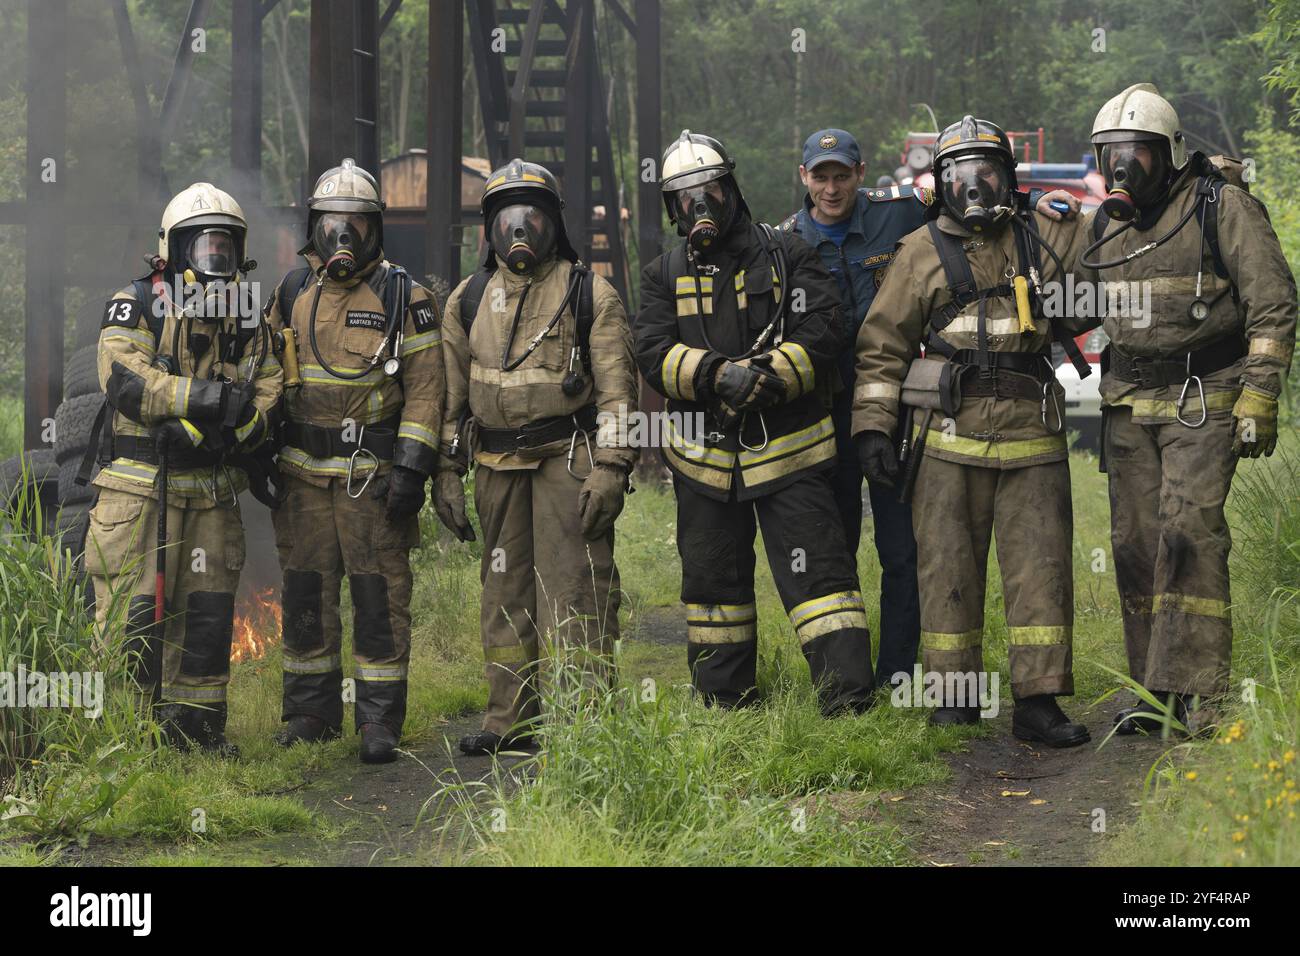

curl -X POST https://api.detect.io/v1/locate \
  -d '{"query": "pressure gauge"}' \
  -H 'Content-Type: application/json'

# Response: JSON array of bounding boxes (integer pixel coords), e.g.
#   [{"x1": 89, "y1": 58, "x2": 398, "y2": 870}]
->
[
  {"x1": 1188, "y1": 298, "x2": 1210, "y2": 322},
  {"x1": 383, "y1": 357, "x2": 402, "y2": 378}
]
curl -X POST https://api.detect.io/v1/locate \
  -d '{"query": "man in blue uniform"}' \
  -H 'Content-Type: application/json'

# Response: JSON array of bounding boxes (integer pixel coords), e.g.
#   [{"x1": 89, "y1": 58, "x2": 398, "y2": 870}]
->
[
  {"x1": 782, "y1": 128, "x2": 1075, "y2": 688},
  {"x1": 779, "y1": 129, "x2": 928, "y2": 687}
]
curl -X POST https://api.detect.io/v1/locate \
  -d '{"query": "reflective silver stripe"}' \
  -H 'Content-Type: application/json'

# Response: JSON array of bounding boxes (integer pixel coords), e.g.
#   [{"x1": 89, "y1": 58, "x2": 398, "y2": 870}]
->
[
  {"x1": 402, "y1": 330, "x2": 442, "y2": 355},
  {"x1": 173, "y1": 377, "x2": 192, "y2": 417},
  {"x1": 162, "y1": 684, "x2": 227, "y2": 702},
  {"x1": 279, "y1": 445, "x2": 381, "y2": 476},
  {"x1": 1249, "y1": 338, "x2": 1292, "y2": 360},
  {"x1": 776, "y1": 342, "x2": 814, "y2": 392},
  {"x1": 854, "y1": 382, "x2": 901, "y2": 403},
  {"x1": 356, "y1": 664, "x2": 409, "y2": 682},
  {"x1": 283, "y1": 654, "x2": 343, "y2": 675},
  {"x1": 398, "y1": 421, "x2": 438, "y2": 448},
  {"x1": 470, "y1": 363, "x2": 565, "y2": 387}
]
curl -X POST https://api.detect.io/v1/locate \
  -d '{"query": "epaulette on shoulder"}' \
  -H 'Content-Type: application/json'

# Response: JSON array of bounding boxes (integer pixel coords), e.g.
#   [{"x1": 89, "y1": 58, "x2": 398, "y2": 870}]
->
[
  {"x1": 778, "y1": 213, "x2": 799, "y2": 233},
  {"x1": 866, "y1": 184, "x2": 934, "y2": 206}
]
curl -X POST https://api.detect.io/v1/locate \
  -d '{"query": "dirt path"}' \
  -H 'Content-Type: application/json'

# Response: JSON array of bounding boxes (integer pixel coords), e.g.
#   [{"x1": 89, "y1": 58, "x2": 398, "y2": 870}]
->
[{"x1": 879, "y1": 694, "x2": 1170, "y2": 866}]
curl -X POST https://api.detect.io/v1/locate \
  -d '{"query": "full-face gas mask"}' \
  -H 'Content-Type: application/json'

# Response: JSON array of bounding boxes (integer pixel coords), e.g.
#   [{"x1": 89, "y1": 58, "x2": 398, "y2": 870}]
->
[
  {"x1": 672, "y1": 178, "x2": 738, "y2": 253},
  {"x1": 1099, "y1": 139, "x2": 1171, "y2": 222},
  {"x1": 940, "y1": 153, "x2": 1014, "y2": 232},
  {"x1": 312, "y1": 211, "x2": 381, "y2": 282},
  {"x1": 183, "y1": 228, "x2": 241, "y2": 284},
  {"x1": 490, "y1": 203, "x2": 557, "y2": 275}
]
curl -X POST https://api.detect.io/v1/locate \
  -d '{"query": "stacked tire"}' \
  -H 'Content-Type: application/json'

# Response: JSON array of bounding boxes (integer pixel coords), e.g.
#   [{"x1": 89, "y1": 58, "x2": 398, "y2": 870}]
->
[{"x1": 53, "y1": 347, "x2": 103, "y2": 556}]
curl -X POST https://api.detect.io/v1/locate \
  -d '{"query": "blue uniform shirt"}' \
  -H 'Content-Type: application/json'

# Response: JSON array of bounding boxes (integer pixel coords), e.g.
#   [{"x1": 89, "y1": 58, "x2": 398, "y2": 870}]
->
[{"x1": 781, "y1": 184, "x2": 930, "y2": 338}]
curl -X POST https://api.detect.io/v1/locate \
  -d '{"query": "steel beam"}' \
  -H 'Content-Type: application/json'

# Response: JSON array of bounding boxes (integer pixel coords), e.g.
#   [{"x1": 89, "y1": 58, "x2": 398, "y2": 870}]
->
[
  {"x1": 562, "y1": 0, "x2": 592, "y2": 263},
  {"x1": 634, "y1": 0, "x2": 661, "y2": 271},
  {"x1": 231, "y1": 0, "x2": 264, "y2": 203},
  {"x1": 427, "y1": 0, "x2": 463, "y2": 286}
]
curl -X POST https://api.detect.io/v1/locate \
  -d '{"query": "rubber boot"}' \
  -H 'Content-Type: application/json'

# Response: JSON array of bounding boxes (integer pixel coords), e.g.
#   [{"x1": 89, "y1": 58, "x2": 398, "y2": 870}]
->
[
  {"x1": 274, "y1": 714, "x2": 342, "y2": 747},
  {"x1": 458, "y1": 730, "x2": 537, "y2": 756},
  {"x1": 929, "y1": 706, "x2": 981, "y2": 726},
  {"x1": 358, "y1": 723, "x2": 400, "y2": 764},
  {"x1": 1113, "y1": 692, "x2": 1171, "y2": 736},
  {"x1": 1012, "y1": 694, "x2": 1090, "y2": 748}
]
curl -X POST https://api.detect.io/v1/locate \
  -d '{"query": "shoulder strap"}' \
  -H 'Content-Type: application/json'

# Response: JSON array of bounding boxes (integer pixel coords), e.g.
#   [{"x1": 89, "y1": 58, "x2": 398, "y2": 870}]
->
[
  {"x1": 459, "y1": 269, "x2": 493, "y2": 336},
  {"x1": 1194, "y1": 177, "x2": 1231, "y2": 282},
  {"x1": 572, "y1": 263, "x2": 595, "y2": 372},
  {"x1": 277, "y1": 266, "x2": 313, "y2": 325},
  {"x1": 926, "y1": 221, "x2": 979, "y2": 325},
  {"x1": 130, "y1": 277, "x2": 165, "y2": 347}
]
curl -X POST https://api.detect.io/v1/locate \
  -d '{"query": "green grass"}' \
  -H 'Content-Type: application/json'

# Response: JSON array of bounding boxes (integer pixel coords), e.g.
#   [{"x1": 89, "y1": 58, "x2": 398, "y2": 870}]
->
[
  {"x1": 0, "y1": 396, "x2": 20, "y2": 461},
  {"x1": 1099, "y1": 435, "x2": 1300, "y2": 866}
]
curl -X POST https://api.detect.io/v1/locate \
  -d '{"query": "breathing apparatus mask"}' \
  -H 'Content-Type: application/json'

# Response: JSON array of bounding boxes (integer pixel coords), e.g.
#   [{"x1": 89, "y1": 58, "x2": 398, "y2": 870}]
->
[
  {"x1": 1098, "y1": 139, "x2": 1171, "y2": 223},
  {"x1": 312, "y1": 211, "x2": 380, "y2": 282},
  {"x1": 940, "y1": 153, "x2": 1014, "y2": 232},
  {"x1": 672, "y1": 178, "x2": 739, "y2": 253},
  {"x1": 490, "y1": 203, "x2": 557, "y2": 275}
]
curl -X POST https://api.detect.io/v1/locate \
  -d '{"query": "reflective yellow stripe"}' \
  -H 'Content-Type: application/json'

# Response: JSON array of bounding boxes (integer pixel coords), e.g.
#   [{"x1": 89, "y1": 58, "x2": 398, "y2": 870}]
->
[
  {"x1": 922, "y1": 629, "x2": 982, "y2": 652},
  {"x1": 484, "y1": 642, "x2": 537, "y2": 665},
  {"x1": 1007, "y1": 625, "x2": 1071, "y2": 646},
  {"x1": 173, "y1": 377, "x2": 192, "y2": 417},
  {"x1": 398, "y1": 421, "x2": 438, "y2": 448},
  {"x1": 278, "y1": 446, "x2": 381, "y2": 476},
  {"x1": 283, "y1": 654, "x2": 342, "y2": 675},
  {"x1": 854, "y1": 382, "x2": 901, "y2": 403},
  {"x1": 795, "y1": 611, "x2": 869, "y2": 643},
  {"x1": 675, "y1": 275, "x2": 713, "y2": 316},
  {"x1": 676, "y1": 276, "x2": 713, "y2": 294},
  {"x1": 665, "y1": 442, "x2": 734, "y2": 491},
  {"x1": 300, "y1": 364, "x2": 384, "y2": 386},
  {"x1": 402, "y1": 330, "x2": 442, "y2": 355},
  {"x1": 789, "y1": 590, "x2": 865, "y2": 628},
  {"x1": 687, "y1": 622, "x2": 757, "y2": 644},
  {"x1": 1126, "y1": 389, "x2": 1237, "y2": 420},
  {"x1": 665, "y1": 417, "x2": 736, "y2": 469},
  {"x1": 662, "y1": 343, "x2": 707, "y2": 401},
  {"x1": 734, "y1": 270, "x2": 748, "y2": 311},
  {"x1": 943, "y1": 313, "x2": 1024, "y2": 336},
  {"x1": 103, "y1": 327, "x2": 156, "y2": 352},
  {"x1": 917, "y1": 423, "x2": 1066, "y2": 463},
  {"x1": 740, "y1": 431, "x2": 836, "y2": 487},
  {"x1": 686, "y1": 602, "x2": 756, "y2": 624},
  {"x1": 739, "y1": 415, "x2": 834, "y2": 467},
  {"x1": 774, "y1": 342, "x2": 814, "y2": 395},
  {"x1": 470, "y1": 363, "x2": 567, "y2": 387},
  {"x1": 234, "y1": 408, "x2": 260, "y2": 443},
  {"x1": 1248, "y1": 338, "x2": 1292, "y2": 360},
  {"x1": 1153, "y1": 593, "x2": 1231, "y2": 620},
  {"x1": 179, "y1": 418, "x2": 204, "y2": 446},
  {"x1": 356, "y1": 664, "x2": 409, "y2": 682}
]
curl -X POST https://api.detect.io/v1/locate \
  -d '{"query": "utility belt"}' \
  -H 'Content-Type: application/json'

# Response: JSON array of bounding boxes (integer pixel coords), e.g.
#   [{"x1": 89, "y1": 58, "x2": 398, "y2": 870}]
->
[
  {"x1": 110, "y1": 434, "x2": 223, "y2": 470},
  {"x1": 1103, "y1": 335, "x2": 1246, "y2": 389},
  {"x1": 285, "y1": 414, "x2": 400, "y2": 460},
  {"x1": 476, "y1": 404, "x2": 598, "y2": 454}
]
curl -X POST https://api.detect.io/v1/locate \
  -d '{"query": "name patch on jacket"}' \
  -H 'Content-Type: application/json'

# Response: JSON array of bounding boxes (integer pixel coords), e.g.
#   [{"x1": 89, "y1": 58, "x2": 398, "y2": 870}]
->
[
  {"x1": 102, "y1": 299, "x2": 143, "y2": 328},
  {"x1": 346, "y1": 310, "x2": 387, "y2": 331},
  {"x1": 409, "y1": 300, "x2": 436, "y2": 333}
]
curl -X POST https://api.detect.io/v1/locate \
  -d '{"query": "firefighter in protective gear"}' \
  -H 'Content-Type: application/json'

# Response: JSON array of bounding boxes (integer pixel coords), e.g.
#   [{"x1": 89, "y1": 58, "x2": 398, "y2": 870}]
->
[
  {"x1": 1078, "y1": 85, "x2": 1297, "y2": 734},
  {"x1": 266, "y1": 159, "x2": 445, "y2": 764},
  {"x1": 853, "y1": 116, "x2": 1097, "y2": 747},
  {"x1": 637, "y1": 131, "x2": 876, "y2": 716},
  {"x1": 437, "y1": 159, "x2": 638, "y2": 756},
  {"x1": 86, "y1": 182, "x2": 282, "y2": 754}
]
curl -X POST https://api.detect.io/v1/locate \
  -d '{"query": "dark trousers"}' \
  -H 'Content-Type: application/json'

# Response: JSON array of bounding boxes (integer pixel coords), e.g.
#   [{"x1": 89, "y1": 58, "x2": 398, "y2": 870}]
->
[
  {"x1": 830, "y1": 381, "x2": 921, "y2": 685},
  {"x1": 675, "y1": 469, "x2": 875, "y2": 714}
]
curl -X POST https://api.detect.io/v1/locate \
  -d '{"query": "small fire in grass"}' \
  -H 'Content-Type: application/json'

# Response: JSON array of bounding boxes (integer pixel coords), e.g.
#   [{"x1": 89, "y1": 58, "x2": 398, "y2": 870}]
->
[{"x1": 232, "y1": 586, "x2": 281, "y2": 663}]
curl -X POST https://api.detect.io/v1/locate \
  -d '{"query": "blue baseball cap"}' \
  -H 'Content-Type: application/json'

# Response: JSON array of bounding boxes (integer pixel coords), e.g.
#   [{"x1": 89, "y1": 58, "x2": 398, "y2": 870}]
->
[{"x1": 802, "y1": 129, "x2": 861, "y2": 170}]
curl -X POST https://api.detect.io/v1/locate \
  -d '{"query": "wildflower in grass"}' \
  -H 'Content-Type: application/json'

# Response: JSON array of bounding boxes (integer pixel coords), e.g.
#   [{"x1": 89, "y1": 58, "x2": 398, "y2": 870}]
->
[{"x1": 1185, "y1": 771, "x2": 1198, "y2": 781}]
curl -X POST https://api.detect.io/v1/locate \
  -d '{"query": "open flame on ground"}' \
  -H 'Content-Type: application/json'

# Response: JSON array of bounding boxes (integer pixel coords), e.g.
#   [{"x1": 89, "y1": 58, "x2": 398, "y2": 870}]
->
[{"x1": 232, "y1": 586, "x2": 281, "y2": 663}]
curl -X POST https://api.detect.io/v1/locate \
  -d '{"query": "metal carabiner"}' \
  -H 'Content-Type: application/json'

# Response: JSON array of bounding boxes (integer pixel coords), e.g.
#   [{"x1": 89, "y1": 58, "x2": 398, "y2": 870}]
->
[
  {"x1": 567, "y1": 418, "x2": 596, "y2": 480},
  {"x1": 346, "y1": 424, "x2": 379, "y2": 498},
  {"x1": 1040, "y1": 381, "x2": 1065, "y2": 435},
  {"x1": 210, "y1": 463, "x2": 241, "y2": 510},
  {"x1": 738, "y1": 412, "x2": 770, "y2": 452},
  {"x1": 1176, "y1": 353, "x2": 1207, "y2": 428}
]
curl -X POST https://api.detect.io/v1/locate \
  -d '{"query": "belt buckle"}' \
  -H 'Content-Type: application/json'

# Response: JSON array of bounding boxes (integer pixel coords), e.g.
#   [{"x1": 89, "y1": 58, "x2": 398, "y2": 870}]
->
[{"x1": 1128, "y1": 356, "x2": 1156, "y2": 389}]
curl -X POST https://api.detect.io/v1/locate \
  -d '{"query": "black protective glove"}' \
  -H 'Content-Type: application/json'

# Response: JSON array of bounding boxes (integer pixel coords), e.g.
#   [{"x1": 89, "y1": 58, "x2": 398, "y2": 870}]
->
[
  {"x1": 154, "y1": 417, "x2": 207, "y2": 453},
  {"x1": 371, "y1": 465, "x2": 427, "y2": 520},
  {"x1": 856, "y1": 430, "x2": 900, "y2": 487},
  {"x1": 432, "y1": 470, "x2": 476, "y2": 542},
  {"x1": 712, "y1": 360, "x2": 786, "y2": 412},
  {"x1": 222, "y1": 381, "x2": 257, "y2": 430}
]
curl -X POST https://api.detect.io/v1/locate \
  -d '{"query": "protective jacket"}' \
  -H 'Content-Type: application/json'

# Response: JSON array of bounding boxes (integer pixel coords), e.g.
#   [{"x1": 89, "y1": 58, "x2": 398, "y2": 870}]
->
[
  {"x1": 264, "y1": 251, "x2": 445, "y2": 485},
  {"x1": 636, "y1": 215, "x2": 846, "y2": 500}
]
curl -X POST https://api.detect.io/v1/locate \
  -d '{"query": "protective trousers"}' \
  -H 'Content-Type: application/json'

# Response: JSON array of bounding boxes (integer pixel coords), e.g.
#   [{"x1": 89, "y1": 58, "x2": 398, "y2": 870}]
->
[
  {"x1": 912, "y1": 456, "x2": 1075, "y2": 698},
  {"x1": 1104, "y1": 406, "x2": 1237, "y2": 697},
  {"x1": 830, "y1": 381, "x2": 921, "y2": 684},
  {"x1": 473, "y1": 455, "x2": 620, "y2": 738},
  {"x1": 675, "y1": 469, "x2": 875, "y2": 714},
  {"x1": 273, "y1": 473, "x2": 416, "y2": 734},
  {"x1": 86, "y1": 487, "x2": 244, "y2": 735}
]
